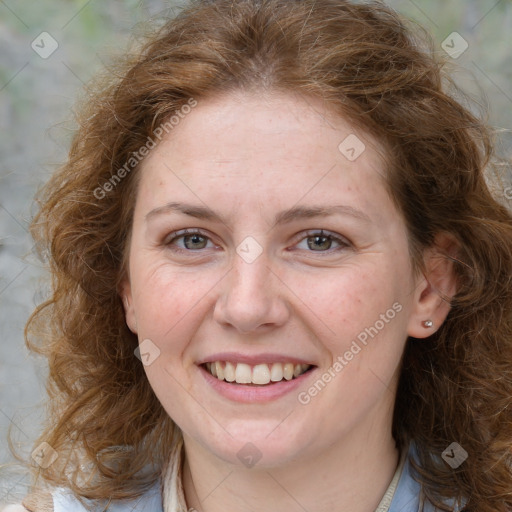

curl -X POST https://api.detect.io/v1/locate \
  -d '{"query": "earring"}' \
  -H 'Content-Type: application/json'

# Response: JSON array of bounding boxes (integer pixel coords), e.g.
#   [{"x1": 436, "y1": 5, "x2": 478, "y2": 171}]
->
[{"x1": 422, "y1": 320, "x2": 434, "y2": 328}]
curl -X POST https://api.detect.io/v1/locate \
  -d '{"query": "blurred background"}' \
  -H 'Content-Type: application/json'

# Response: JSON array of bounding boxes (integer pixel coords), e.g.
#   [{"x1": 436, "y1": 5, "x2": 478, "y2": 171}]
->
[{"x1": 1, "y1": 0, "x2": 511, "y2": 506}]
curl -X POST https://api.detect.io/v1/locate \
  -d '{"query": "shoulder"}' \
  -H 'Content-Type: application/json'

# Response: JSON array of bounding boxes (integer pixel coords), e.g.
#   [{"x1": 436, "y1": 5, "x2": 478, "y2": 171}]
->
[
  {"x1": 389, "y1": 442, "x2": 466, "y2": 512},
  {"x1": 10, "y1": 483, "x2": 163, "y2": 512},
  {"x1": 0, "y1": 491, "x2": 55, "y2": 512},
  {"x1": 0, "y1": 491, "x2": 53, "y2": 512}
]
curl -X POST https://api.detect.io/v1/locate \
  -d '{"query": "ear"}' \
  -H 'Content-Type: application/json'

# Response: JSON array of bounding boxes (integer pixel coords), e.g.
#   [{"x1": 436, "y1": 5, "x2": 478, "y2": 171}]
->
[
  {"x1": 407, "y1": 232, "x2": 460, "y2": 338},
  {"x1": 119, "y1": 276, "x2": 138, "y2": 335}
]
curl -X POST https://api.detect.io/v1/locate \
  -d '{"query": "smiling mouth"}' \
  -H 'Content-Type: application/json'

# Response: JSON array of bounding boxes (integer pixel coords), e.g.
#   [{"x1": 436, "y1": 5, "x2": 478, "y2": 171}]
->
[{"x1": 202, "y1": 361, "x2": 314, "y2": 385}]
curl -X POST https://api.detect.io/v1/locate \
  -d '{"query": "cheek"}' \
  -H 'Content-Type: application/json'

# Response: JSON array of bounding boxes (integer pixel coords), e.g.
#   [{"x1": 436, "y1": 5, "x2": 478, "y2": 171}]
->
[
  {"x1": 296, "y1": 266, "x2": 409, "y2": 405},
  {"x1": 130, "y1": 260, "x2": 214, "y2": 344},
  {"x1": 291, "y1": 260, "x2": 407, "y2": 346},
  {"x1": 130, "y1": 264, "x2": 217, "y2": 398}
]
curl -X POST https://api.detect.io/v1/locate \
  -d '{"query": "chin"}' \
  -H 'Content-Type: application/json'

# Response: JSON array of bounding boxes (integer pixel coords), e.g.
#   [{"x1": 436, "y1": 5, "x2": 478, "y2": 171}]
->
[{"x1": 193, "y1": 419, "x2": 315, "y2": 469}]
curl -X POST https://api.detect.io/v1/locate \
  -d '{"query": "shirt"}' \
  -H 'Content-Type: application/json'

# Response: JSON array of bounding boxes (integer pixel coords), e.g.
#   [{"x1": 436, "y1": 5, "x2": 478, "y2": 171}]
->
[{"x1": 27, "y1": 441, "x2": 465, "y2": 512}]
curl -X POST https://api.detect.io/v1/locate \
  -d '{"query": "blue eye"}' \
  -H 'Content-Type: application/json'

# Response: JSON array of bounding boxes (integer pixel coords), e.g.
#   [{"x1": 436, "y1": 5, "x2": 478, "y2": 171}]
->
[
  {"x1": 295, "y1": 230, "x2": 350, "y2": 253},
  {"x1": 165, "y1": 229, "x2": 214, "y2": 251},
  {"x1": 164, "y1": 229, "x2": 350, "y2": 254}
]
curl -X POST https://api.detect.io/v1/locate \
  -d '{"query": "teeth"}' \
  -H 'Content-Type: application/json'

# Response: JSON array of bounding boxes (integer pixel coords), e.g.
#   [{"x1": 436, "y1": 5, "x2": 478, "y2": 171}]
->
[
  {"x1": 270, "y1": 363, "x2": 283, "y2": 382},
  {"x1": 204, "y1": 361, "x2": 311, "y2": 385},
  {"x1": 253, "y1": 364, "x2": 271, "y2": 385},
  {"x1": 283, "y1": 363, "x2": 294, "y2": 381},
  {"x1": 224, "y1": 361, "x2": 236, "y2": 382},
  {"x1": 214, "y1": 361, "x2": 224, "y2": 380},
  {"x1": 235, "y1": 363, "x2": 252, "y2": 384}
]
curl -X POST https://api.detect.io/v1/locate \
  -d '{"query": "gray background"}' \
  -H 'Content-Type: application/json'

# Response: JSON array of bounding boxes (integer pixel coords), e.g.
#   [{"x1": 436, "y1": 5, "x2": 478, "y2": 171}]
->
[{"x1": 1, "y1": 0, "x2": 511, "y2": 507}]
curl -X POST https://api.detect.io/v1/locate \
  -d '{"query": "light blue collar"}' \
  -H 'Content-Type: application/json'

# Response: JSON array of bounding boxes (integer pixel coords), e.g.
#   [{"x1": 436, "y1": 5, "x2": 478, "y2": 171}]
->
[
  {"x1": 389, "y1": 442, "x2": 464, "y2": 512},
  {"x1": 389, "y1": 442, "x2": 424, "y2": 512},
  {"x1": 51, "y1": 442, "x2": 464, "y2": 512}
]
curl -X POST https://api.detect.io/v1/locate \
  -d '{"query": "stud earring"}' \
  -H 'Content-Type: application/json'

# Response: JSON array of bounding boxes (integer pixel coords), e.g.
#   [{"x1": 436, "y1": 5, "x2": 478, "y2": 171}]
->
[{"x1": 422, "y1": 320, "x2": 434, "y2": 328}]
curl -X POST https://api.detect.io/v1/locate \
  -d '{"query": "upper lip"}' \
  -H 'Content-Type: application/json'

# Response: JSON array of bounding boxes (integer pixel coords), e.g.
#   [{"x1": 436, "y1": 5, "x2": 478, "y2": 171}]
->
[{"x1": 196, "y1": 352, "x2": 316, "y2": 366}]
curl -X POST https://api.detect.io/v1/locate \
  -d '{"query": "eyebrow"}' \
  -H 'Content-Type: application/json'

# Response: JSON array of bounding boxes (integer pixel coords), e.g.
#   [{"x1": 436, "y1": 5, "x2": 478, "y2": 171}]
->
[{"x1": 145, "y1": 201, "x2": 371, "y2": 226}]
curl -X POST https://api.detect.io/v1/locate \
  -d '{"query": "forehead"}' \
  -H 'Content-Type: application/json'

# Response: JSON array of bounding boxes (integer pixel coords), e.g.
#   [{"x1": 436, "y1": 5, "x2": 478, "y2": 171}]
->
[
  {"x1": 136, "y1": 90, "x2": 398, "y2": 229},
  {"x1": 148, "y1": 90, "x2": 381, "y2": 160}
]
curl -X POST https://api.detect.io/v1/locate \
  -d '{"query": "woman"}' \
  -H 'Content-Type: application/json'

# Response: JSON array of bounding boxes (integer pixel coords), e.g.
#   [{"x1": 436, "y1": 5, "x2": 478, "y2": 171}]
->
[{"x1": 11, "y1": 0, "x2": 512, "y2": 511}]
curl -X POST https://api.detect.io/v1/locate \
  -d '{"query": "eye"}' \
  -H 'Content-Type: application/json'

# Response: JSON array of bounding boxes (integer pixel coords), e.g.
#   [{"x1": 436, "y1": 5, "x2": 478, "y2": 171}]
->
[
  {"x1": 163, "y1": 228, "x2": 351, "y2": 255},
  {"x1": 164, "y1": 229, "x2": 216, "y2": 251},
  {"x1": 294, "y1": 230, "x2": 350, "y2": 253}
]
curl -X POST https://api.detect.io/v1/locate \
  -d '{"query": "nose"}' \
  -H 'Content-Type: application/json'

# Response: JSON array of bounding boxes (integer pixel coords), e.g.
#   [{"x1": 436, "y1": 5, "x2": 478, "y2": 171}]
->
[{"x1": 213, "y1": 250, "x2": 290, "y2": 334}]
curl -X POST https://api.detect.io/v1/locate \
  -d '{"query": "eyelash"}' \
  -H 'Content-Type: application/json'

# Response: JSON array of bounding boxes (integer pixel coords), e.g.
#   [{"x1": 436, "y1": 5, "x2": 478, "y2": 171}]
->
[{"x1": 163, "y1": 228, "x2": 351, "y2": 256}]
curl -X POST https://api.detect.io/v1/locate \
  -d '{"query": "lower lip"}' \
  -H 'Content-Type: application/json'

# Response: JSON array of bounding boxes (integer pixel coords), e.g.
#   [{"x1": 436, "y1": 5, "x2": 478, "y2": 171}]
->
[{"x1": 198, "y1": 365, "x2": 314, "y2": 403}]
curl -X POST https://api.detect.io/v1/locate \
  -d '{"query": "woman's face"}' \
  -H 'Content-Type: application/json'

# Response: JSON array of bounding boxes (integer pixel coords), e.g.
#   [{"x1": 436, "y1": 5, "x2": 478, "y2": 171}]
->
[{"x1": 122, "y1": 90, "x2": 428, "y2": 468}]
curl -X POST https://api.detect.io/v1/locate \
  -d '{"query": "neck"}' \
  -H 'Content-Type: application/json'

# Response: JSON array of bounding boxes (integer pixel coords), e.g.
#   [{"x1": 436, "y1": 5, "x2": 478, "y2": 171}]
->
[{"x1": 180, "y1": 421, "x2": 399, "y2": 512}]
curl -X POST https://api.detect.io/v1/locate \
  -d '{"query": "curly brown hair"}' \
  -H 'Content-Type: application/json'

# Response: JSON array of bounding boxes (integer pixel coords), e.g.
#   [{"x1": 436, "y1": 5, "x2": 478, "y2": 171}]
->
[{"x1": 24, "y1": 0, "x2": 512, "y2": 510}]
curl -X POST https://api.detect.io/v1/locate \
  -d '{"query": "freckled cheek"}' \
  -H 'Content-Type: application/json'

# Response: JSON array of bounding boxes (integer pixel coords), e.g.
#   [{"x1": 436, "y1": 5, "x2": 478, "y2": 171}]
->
[
  {"x1": 296, "y1": 270, "x2": 398, "y2": 347},
  {"x1": 132, "y1": 263, "x2": 212, "y2": 337}
]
